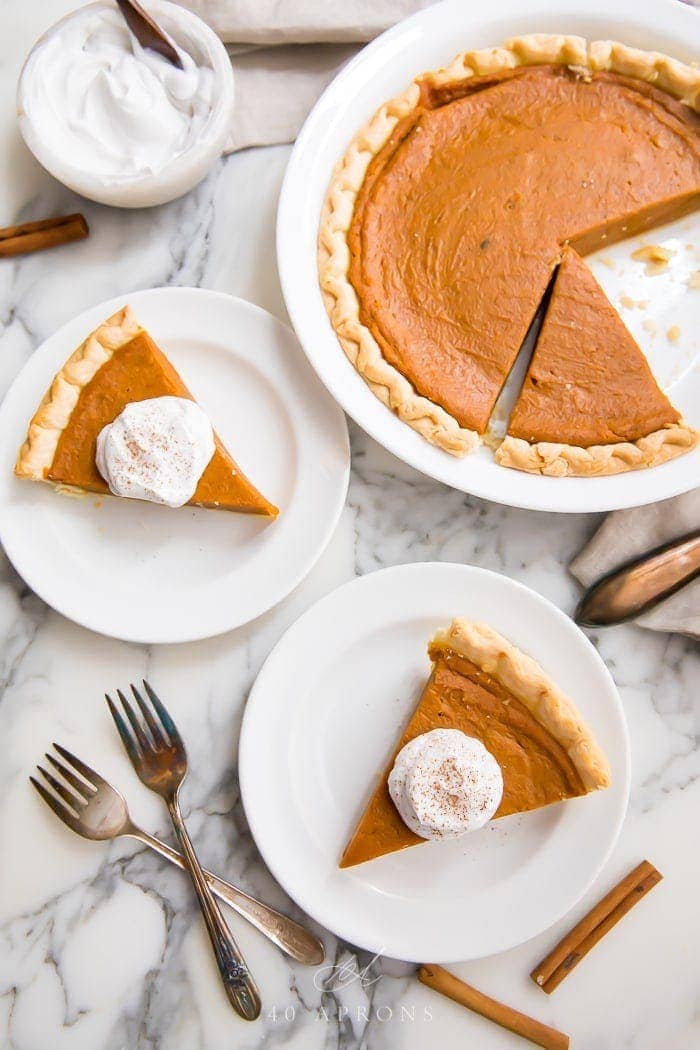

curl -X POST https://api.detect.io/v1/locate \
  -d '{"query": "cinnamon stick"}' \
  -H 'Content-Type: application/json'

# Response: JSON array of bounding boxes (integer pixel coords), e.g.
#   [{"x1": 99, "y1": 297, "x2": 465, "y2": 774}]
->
[
  {"x1": 531, "y1": 860, "x2": 662, "y2": 994},
  {"x1": 418, "y1": 964, "x2": 569, "y2": 1050},
  {"x1": 0, "y1": 213, "x2": 88, "y2": 258}
]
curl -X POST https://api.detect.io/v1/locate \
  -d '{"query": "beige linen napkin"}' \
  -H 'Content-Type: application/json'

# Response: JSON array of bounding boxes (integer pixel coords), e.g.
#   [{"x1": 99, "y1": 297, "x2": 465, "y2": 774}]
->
[
  {"x1": 179, "y1": 1, "x2": 698, "y2": 148},
  {"x1": 570, "y1": 490, "x2": 700, "y2": 638},
  {"x1": 177, "y1": 1, "x2": 436, "y2": 150}
]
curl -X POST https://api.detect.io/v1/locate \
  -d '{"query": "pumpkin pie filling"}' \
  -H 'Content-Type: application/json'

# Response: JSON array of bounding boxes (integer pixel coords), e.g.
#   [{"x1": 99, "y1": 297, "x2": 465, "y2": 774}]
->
[
  {"x1": 346, "y1": 63, "x2": 700, "y2": 438},
  {"x1": 505, "y1": 248, "x2": 681, "y2": 447},
  {"x1": 16, "y1": 310, "x2": 278, "y2": 517},
  {"x1": 341, "y1": 630, "x2": 597, "y2": 869}
]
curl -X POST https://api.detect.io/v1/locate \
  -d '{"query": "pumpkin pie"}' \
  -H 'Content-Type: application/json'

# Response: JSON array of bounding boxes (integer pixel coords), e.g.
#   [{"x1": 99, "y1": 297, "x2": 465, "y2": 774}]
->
[
  {"x1": 496, "y1": 248, "x2": 695, "y2": 475},
  {"x1": 319, "y1": 34, "x2": 700, "y2": 471},
  {"x1": 341, "y1": 619, "x2": 610, "y2": 868},
  {"x1": 15, "y1": 307, "x2": 278, "y2": 516}
]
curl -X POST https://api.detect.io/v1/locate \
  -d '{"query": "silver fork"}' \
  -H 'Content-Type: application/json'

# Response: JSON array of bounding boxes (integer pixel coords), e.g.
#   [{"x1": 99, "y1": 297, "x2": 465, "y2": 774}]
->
[
  {"x1": 106, "y1": 682, "x2": 261, "y2": 1021},
  {"x1": 29, "y1": 745, "x2": 324, "y2": 966}
]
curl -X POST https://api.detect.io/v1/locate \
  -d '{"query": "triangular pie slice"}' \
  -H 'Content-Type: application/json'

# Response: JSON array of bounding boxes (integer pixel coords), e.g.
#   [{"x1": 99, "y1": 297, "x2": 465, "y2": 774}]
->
[
  {"x1": 15, "y1": 307, "x2": 278, "y2": 516},
  {"x1": 340, "y1": 619, "x2": 610, "y2": 868},
  {"x1": 496, "y1": 249, "x2": 698, "y2": 476}
]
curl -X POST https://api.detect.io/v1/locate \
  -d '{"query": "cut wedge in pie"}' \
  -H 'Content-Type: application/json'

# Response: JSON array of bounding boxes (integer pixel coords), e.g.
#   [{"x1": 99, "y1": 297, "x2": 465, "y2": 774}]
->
[
  {"x1": 340, "y1": 620, "x2": 610, "y2": 868},
  {"x1": 496, "y1": 249, "x2": 696, "y2": 476},
  {"x1": 15, "y1": 307, "x2": 278, "y2": 517},
  {"x1": 320, "y1": 34, "x2": 700, "y2": 471}
]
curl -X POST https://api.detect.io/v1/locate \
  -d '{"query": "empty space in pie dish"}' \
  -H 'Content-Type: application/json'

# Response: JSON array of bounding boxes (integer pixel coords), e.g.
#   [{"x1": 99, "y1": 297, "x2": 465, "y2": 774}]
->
[
  {"x1": 587, "y1": 216, "x2": 700, "y2": 390},
  {"x1": 487, "y1": 212, "x2": 700, "y2": 441}
]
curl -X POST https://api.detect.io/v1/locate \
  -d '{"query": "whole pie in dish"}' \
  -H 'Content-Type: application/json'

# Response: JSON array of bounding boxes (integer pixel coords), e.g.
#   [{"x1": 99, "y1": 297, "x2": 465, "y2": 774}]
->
[
  {"x1": 15, "y1": 307, "x2": 278, "y2": 516},
  {"x1": 319, "y1": 34, "x2": 700, "y2": 474},
  {"x1": 341, "y1": 619, "x2": 611, "y2": 868}
]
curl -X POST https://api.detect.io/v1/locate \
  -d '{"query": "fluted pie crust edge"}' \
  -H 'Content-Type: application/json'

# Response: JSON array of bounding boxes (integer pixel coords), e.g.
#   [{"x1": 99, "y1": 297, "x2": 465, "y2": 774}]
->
[
  {"x1": 431, "y1": 619, "x2": 612, "y2": 791},
  {"x1": 318, "y1": 33, "x2": 700, "y2": 467},
  {"x1": 15, "y1": 307, "x2": 141, "y2": 482},
  {"x1": 495, "y1": 422, "x2": 699, "y2": 477}
]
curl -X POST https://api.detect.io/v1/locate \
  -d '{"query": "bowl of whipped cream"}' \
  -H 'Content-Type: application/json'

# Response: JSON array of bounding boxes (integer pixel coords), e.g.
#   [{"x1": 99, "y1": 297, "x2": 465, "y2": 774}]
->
[{"x1": 17, "y1": 1, "x2": 234, "y2": 208}]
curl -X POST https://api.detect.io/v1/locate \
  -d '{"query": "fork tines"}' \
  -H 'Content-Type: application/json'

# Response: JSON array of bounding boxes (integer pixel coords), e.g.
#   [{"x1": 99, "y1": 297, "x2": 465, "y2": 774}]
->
[
  {"x1": 30, "y1": 743, "x2": 98, "y2": 824},
  {"x1": 106, "y1": 681, "x2": 180, "y2": 759}
]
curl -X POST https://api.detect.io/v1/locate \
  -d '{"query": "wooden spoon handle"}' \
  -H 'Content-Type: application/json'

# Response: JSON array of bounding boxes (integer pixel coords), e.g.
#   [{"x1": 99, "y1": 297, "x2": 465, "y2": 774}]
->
[{"x1": 116, "y1": 0, "x2": 183, "y2": 69}]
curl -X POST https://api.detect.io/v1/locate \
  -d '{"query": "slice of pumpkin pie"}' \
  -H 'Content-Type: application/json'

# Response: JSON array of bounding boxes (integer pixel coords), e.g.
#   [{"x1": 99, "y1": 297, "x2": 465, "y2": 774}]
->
[
  {"x1": 15, "y1": 306, "x2": 278, "y2": 516},
  {"x1": 341, "y1": 619, "x2": 610, "y2": 868},
  {"x1": 496, "y1": 249, "x2": 697, "y2": 476}
]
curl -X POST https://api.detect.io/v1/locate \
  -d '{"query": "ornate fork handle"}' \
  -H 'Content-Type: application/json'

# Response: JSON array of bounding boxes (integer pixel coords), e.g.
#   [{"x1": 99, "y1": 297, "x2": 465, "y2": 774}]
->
[
  {"x1": 167, "y1": 797, "x2": 261, "y2": 1020},
  {"x1": 133, "y1": 825, "x2": 323, "y2": 964}
]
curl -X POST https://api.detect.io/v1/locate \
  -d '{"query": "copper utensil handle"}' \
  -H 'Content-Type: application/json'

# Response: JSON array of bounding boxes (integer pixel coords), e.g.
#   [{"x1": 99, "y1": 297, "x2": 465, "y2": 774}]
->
[
  {"x1": 116, "y1": 0, "x2": 183, "y2": 69},
  {"x1": 576, "y1": 530, "x2": 700, "y2": 627}
]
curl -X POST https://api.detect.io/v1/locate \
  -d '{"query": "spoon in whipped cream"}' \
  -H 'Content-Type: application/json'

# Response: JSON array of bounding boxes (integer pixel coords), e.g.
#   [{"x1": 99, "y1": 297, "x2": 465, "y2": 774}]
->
[
  {"x1": 116, "y1": 0, "x2": 183, "y2": 69},
  {"x1": 17, "y1": 1, "x2": 234, "y2": 207},
  {"x1": 388, "y1": 728, "x2": 503, "y2": 840}
]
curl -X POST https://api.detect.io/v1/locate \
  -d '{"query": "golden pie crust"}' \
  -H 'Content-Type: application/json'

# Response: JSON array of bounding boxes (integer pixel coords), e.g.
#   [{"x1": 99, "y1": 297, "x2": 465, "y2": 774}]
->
[
  {"x1": 496, "y1": 247, "x2": 698, "y2": 476},
  {"x1": 16, "y1": 308, "x2": 142, "y2": 482},
  {"x1": 16, "y1": 307, "x2": 278, "y2": 516},
  {"x1": 319, "y1": 34, "x2": 700, "y2": 470},
  {"x1": 496, "y1": 422, "x2": 697, "y2": 477},
  {"x1": 431, "y1": 620, "x2": 610, "y2": 791},
  {"x1": 340, "y1": 618, "x2": 610, "y2": 867}
]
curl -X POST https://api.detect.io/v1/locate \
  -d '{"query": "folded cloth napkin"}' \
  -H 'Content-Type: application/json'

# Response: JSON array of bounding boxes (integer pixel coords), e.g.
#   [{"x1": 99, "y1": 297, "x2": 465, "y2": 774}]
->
[
  {"x1": 180, "y1": 0, "x2": 697, "y2": 148},
  {"x1": 178, "y1": 1, "x2": 436, "y2": 150},
  {"x1": 570, "y1": 489, "x2": 700, "y2": 639}
]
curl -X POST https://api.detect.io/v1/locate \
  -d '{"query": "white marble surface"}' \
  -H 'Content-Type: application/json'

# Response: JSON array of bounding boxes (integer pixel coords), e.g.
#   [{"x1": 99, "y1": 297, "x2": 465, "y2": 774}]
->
[{"x1": 1, "y1": 4, "x2": 699, "y2": 1049}]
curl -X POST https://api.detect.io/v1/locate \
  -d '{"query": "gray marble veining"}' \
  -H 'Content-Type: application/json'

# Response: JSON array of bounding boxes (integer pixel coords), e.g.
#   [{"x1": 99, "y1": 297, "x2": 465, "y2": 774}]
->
[{"x1": 0, "y1": 4, "x2": 698, "y2": 1048}]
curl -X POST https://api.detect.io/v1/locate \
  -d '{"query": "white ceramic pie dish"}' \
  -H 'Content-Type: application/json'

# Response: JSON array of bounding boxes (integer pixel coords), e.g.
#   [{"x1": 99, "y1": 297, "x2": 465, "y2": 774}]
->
[
  {"x1": 277, "y1": 0, "x2": 700, "y2": 513},
  {"x1": 239, "y1": 563, "x2": 630, "y2": 962}
]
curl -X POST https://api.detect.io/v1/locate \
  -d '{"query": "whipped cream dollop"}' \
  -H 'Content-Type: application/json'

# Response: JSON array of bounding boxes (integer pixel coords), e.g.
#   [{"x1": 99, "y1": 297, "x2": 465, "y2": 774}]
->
[
  {"x1": 388, "y1": 729, "x2": 503, "y2": 840},
  {"x1": 17, "y1": 2, "x2": 231, "y2": 198},
  {"x1": 96, "y1": 396, "x2": 215, "y2": 508}
]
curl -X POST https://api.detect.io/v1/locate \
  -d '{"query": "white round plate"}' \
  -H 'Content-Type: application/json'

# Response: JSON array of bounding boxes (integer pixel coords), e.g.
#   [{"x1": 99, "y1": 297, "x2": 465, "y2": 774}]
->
[
  {"x1": 240, "y1": 563, "x2": 630, "y2": 962},
  {"x1": 0, "y1": 288, "x2": 349, "y2": 643},
  {"x1": 277, "y1": 0, "x2": 700, "y2": 513}
]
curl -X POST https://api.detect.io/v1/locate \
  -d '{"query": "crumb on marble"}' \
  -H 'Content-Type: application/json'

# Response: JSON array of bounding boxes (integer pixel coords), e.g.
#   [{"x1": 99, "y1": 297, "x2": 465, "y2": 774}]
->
[
  {"x1": 667, "y1": 326, "x2": 681, "y2": 342},
  {"x1": 688, "y1": 270, "x2": 700, "y2": 290}
]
